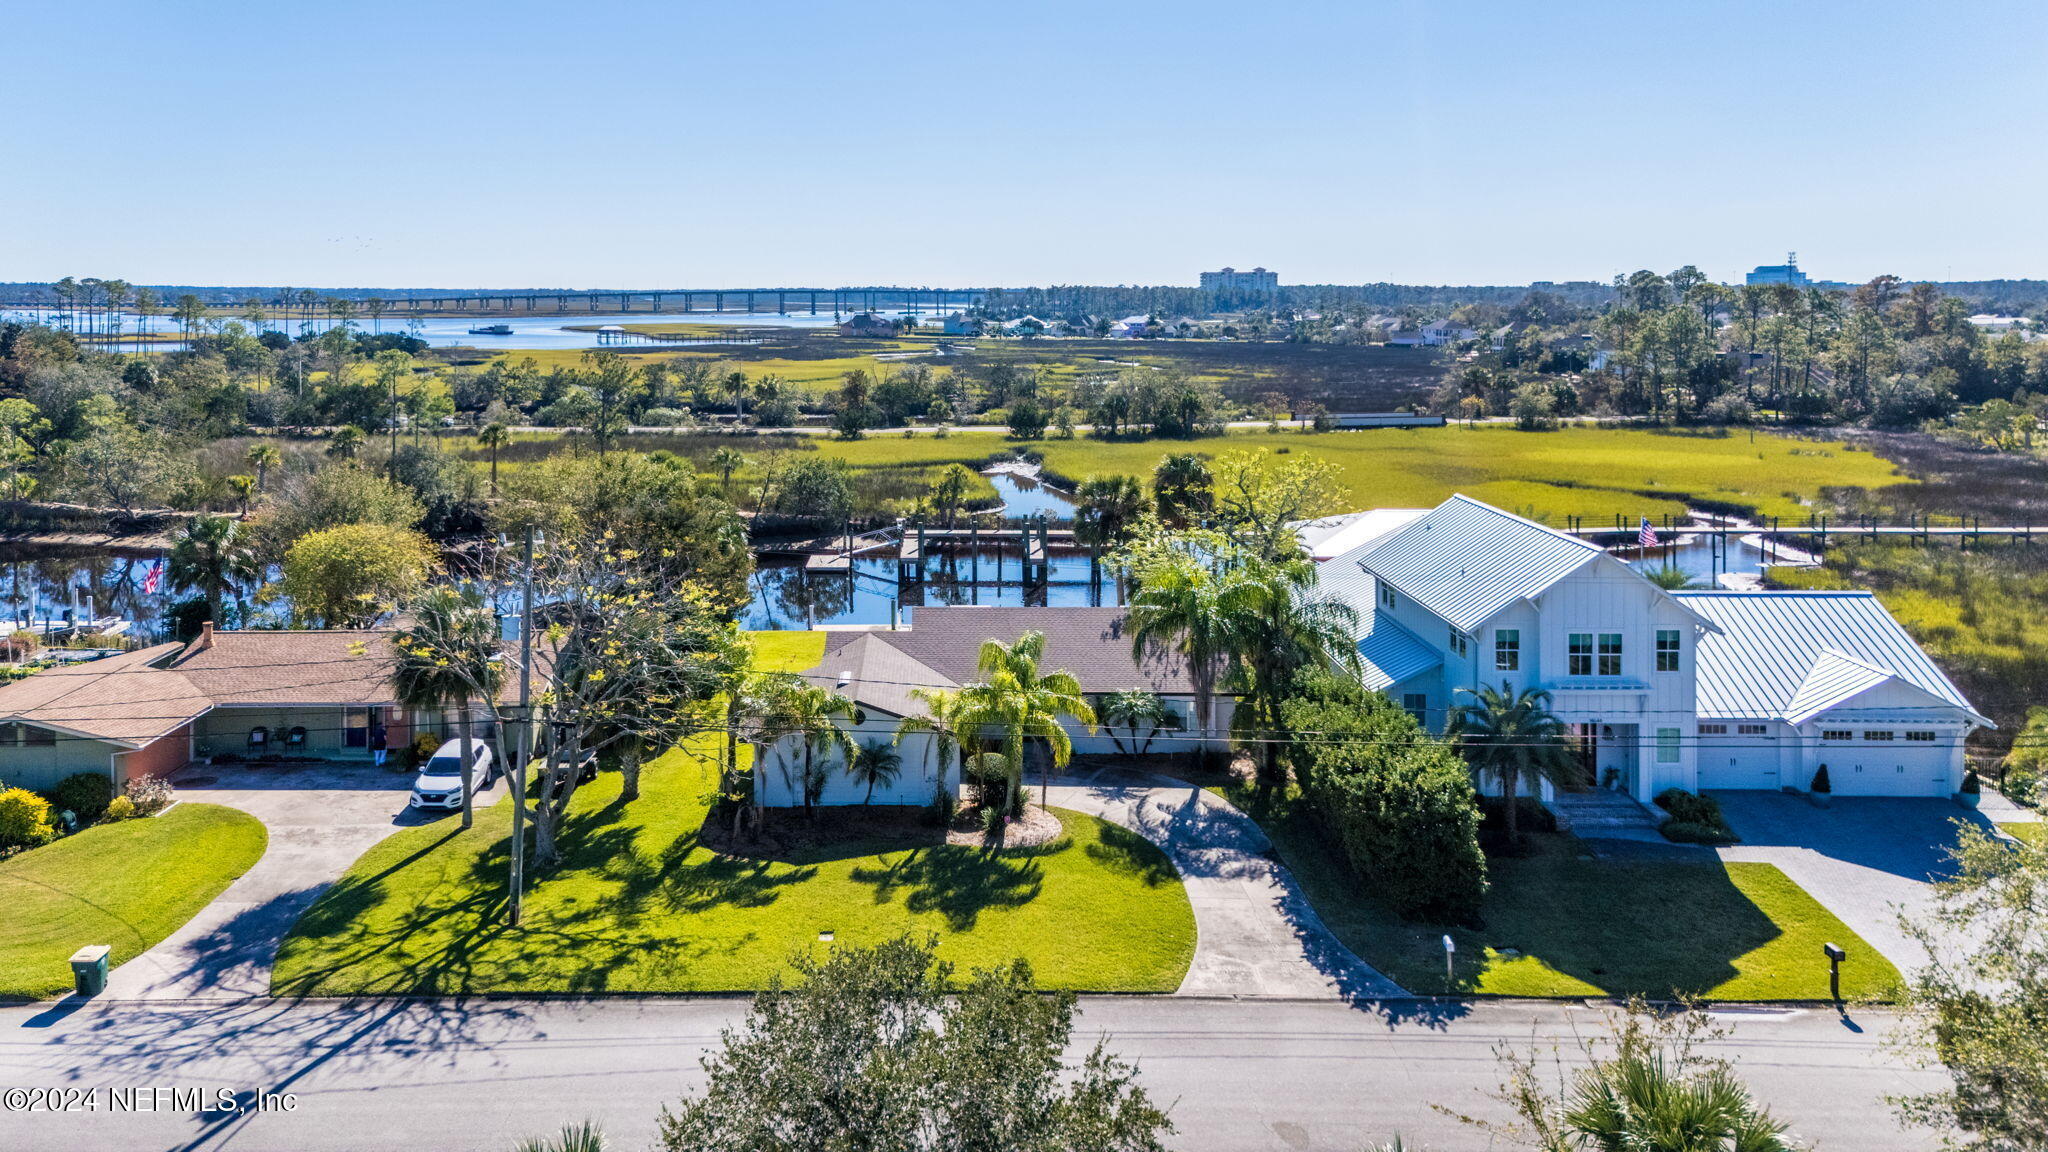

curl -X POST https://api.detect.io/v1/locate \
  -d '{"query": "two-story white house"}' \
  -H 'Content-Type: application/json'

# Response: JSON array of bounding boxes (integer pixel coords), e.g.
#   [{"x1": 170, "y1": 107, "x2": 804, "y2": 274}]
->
[{"x1": 1316, "y1": 495, "x2": 1988, "y2": 802}]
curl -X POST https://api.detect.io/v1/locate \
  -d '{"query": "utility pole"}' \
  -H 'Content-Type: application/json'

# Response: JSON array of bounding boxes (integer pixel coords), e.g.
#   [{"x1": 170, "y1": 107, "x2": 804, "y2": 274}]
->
[{"x1": 509, "y1": 525, "x2": 535, "y2": 927}]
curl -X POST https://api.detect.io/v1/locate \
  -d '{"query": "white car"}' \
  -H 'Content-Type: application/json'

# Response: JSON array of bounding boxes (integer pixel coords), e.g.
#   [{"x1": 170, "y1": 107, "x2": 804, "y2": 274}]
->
[{"x1": 409, "y1": 740, "x2": 495, "y2": 810}]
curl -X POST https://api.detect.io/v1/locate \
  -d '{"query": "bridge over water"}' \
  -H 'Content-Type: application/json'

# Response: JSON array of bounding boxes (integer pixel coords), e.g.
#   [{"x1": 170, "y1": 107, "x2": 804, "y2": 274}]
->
[{"x1": 381, "y1": 286, "x2": 990, "y2": 317}]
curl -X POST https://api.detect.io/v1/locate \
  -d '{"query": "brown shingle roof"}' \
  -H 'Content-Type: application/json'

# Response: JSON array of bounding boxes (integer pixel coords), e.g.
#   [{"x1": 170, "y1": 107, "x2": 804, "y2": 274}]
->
[
  {"x1": 0, "y1": 645, "x2": 211, "y2": 747},
  {"x1": 801, "y1": 632, "x2": 957, "y2": 720},
  {"x1": 824, "y1": 607, "x2": 1201, "y2": 696},
  {"x1": 165, "y1": 629, "x2": 400, "y2": 707}
]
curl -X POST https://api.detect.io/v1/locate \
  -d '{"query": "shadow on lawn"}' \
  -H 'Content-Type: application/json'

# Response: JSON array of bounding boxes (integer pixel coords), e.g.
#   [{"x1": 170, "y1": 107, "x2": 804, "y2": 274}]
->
[{"x1": 848, "y1": 846, "x2": 1046, "y2": 931}]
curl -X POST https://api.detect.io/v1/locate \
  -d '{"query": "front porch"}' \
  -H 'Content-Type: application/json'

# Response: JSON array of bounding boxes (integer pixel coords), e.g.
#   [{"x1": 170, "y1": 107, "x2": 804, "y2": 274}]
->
[{"x1": 193, "y1": 705, "x2": 411, "y2": 763}]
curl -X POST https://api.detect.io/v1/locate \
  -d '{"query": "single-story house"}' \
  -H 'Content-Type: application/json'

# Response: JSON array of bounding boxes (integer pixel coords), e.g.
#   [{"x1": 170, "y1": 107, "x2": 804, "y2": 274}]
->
[
  {"x1": 756, "y1": 606, "x2": 1233, "y2": 808},
  {"x1": 838, "y1": 312, "x2": 899, "y2": 337},
  {"x1": 0, "y1": 624, "x2": 492, "y2": 793}
]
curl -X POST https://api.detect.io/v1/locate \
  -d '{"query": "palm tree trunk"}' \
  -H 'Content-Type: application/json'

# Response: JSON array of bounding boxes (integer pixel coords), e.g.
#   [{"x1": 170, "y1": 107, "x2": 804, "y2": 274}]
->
[
  {"x1": 456, "y1": 704, "x2": 476, "y2": 830},
  {"x1": 621, "y1": 746, "x2": 642, "y2": 802},
  {"x1": 802, "y1": 744, "x2": 815, "y2": 821}
]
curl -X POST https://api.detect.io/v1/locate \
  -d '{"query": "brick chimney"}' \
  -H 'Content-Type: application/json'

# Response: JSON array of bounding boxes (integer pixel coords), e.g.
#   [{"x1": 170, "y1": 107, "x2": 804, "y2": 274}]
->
[{"x1": 192, "y1": 621, "x2": 214, "y2": 652}]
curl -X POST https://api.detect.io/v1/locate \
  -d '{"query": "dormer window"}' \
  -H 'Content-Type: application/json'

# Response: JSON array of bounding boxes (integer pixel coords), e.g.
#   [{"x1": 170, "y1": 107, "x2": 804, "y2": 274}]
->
[{"x1": 1379, "y1": 584, "x2": 1396, "y2": 611}]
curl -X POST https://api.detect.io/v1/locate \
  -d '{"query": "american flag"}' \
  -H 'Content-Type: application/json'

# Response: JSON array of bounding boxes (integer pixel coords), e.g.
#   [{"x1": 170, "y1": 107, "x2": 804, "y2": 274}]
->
[
  {"x1": 1637, "y1": 517, "x2": 1659, "y2": 549},
  {"x1": 142, "y1": 560, "x2": 163, "y2": 595}
]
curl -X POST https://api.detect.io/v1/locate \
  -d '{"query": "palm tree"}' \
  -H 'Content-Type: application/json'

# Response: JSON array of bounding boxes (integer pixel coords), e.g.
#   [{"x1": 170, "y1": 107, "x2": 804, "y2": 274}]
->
[
  {"x1": 1151, "y1": 453, "x2": 1213, "y2": 527},
  {"x1": 1447, "y1": 682, "x2": 1577, "y2": 847},
  {"x1": 759, "y1": 679, "x2": 858, "y2": 820},
  {"x1": 227, "y1": 474, "x2": 257, "y2": 517},
  {"x1": 1074, "y1": 474, "x2": 1146, "y2": 549},
  {"x1": 723, "y1": 369, "x2": 749, "y2": 422},
  {"x1": 1233, "y1": 557, "x2": 1361, "y2": 785},
  {"x1": 849, "y1": 740, "x2": 902, "y2": 805},
  {"x1": 392, "y1": 586, "x2": 502, "y2": 830},
  {"x1": 708, "y1": 446, "x2": 746, "y2": 497},
  {"x1": 1098, "y1": 689, "x2": 1168, "y2": 756},
  {"x1": 327, "y1": 425, "x2": 367, "y2": 462},
  {"x1": 245, "y1": 443, "x2": 282, "y2": 495},
  {"x1": 167, "y1": 513, "x2": 261, "y2": 628},
  {"x1": 478, "y1": 422, "x2": 510, "y2": 496},
  {"x1": 1125, "y1": 552, "x2": 1253, "y2": 763},
  {"x1": 894, "y1": 686, "x2": 976, "y2": 807},
  {"x1": 958, "y1": 630, "x2": 1094, "y2": 813},
  {"x1": 925, "y1": 465, "x2": 973, "y2": 528}
]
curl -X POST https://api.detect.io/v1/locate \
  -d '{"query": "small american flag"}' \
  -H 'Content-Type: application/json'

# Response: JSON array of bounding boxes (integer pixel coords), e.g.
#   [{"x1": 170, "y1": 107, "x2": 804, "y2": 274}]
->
[
  {"x1": 1637, "y1": 517, "x2": 1659, "y2": 549},
  {"x1": 142, "y1": 560, "x2": 163, "y2": 595}
]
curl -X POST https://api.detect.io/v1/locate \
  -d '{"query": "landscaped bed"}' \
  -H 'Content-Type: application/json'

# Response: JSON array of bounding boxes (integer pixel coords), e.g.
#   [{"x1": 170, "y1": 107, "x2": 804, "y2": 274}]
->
[
  {"x1": 1231, "y1": 784, "x2": 1901, "y2": 1001},
  {"x1": 0, "y1": 804, "x2": 268, "y2": 1001}
]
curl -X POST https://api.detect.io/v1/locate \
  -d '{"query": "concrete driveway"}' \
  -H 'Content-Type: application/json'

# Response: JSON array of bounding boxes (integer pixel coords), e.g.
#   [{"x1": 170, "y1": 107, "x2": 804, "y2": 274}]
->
[
  {"x1": 1710, "y1": 791, "x2": 1992, "y2": 975},
  {"x1": 101, "y1": 760, "x2": 502, "y2": 1001}
]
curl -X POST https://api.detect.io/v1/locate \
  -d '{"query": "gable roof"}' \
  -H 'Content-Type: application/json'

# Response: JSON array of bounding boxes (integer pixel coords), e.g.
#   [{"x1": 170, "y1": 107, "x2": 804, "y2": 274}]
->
[
  {"x1": 826, "y1": 606, "x2": 1202, "y2": 696},
  {"x1": 1349, "y1": 495, "x2": 1608, "y2": 631},
  {"x1": 1674, "y1": 591, "x2": 1989, "y2": 726},
  {"x1": 802, "y1": 632, "x2": 957, "y2": 720},
  {"x1": 1356, "y1": 615, "x2": 1441, "y2": 691},
  {"x1": 0, "y1": 644, "x2": 210, "y2": 748},
  {"x1": 164, "y1": 629, "x2": 400, "y2": 707}
]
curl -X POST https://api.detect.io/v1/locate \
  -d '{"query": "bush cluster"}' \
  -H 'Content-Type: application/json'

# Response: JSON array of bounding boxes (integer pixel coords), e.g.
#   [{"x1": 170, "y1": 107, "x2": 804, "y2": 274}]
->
[
  {"x1": 49, "y1": 772, "x2": 114, "y2": 823},
  {"x1": 1280, "y1": 670, "x2": 1488, "y2": 921},
  {"x1": 1654, "y1": 788, "x2": 1739, "y2": 845},
  {"x1": 0, "y1": 786, "x2": 57, "y2": 850},
  {"x1": 124, "y1": 775, "x2": 175, "y2": 816}
]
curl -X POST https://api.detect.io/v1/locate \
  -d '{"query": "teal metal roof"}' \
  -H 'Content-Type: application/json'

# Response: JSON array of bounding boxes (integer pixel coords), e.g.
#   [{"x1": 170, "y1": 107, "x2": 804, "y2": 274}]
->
[
  {"x1": 1356, "y1": 615, "x2": 1441, "y2": 691},
  {"x1": 1674, "y1": 591, "x2": 1989, "y2": 726}
]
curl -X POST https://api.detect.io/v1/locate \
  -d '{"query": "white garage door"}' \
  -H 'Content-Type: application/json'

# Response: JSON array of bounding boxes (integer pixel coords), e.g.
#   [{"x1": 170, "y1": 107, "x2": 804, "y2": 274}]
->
[
  {"x1": 1828, "y1": 745, "x2": 1951, "y2": 797},
  {"x1": 1697, "y1": 739, "x2": 1781, "y2": 790}
]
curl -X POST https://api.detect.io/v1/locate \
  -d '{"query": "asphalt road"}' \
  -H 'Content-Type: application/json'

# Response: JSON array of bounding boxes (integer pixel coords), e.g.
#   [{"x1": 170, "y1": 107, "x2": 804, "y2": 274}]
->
[{"x1": 0, "y1": 996, "x2": 1941, "y2": 1151}]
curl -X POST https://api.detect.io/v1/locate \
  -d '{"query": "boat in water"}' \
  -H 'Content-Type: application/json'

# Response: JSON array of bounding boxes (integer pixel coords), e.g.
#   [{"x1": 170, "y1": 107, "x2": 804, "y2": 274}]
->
[{"x1": 467, "y1": 323, "x2": 514, "y2": 336}]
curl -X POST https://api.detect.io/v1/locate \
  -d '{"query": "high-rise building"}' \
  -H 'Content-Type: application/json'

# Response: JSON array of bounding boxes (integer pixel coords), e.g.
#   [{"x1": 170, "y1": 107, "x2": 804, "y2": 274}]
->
[
  {"x1": 1199, "y1": 266, "x2": 1279, "y2": 293},
  {"x1": 1745, "y1": 253, "x2": 1812, "y2": 287}
]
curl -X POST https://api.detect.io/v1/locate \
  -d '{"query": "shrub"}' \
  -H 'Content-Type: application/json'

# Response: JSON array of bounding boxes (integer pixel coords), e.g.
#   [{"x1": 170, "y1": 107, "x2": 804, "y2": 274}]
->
[
  {"x1": 0, "y1": 787, "x2": 57, "y2": 849},
  {"x1": 103, "y1": 796, "x2": 137, "y2": 821},
  {"x1": 1479, "y1": 795, "x2": 1558, "y2": 837},
  {"x1": 1280, "y1": 670, "x2": 1488, "y2": 921},
  {"x1": 0, "y1": 628, "x2": 40, "y2": 662},
  {"x1": 1659, "y1": 820, "x2": 1737, "y2": 846},
  {"x1": 2001, "y1": 706, "x2": 2048, "y2": 806},
  {"x1": 50, "y1": 772, "x2": 114, "y2": 823},
  {"x1": 640, "y1": 406, "x2": 691, "y2": 427},
  {"x1": 124, "y1": 775, "x2": 174, "y2": 816},
  {"x1": 411, "y1": 732, "x2": 442, "y2": 765},
  {"x1": 1810, "y1": 764, "x2": 1832, "y2": 793}
]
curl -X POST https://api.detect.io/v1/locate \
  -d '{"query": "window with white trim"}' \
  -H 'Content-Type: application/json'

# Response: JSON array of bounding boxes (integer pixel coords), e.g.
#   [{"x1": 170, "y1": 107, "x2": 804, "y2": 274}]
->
[
  {"x1": 1655, "y1": 629, "x2": 1681, "y2": 672},
  {"x1": 1697, "y1": 723, "x2": 1727, "y2": 735},
  {"x1": 1494, "y1": 629, "x2": 1519, "y2": 671},
  {"x1": 1448, "y1": 629, "x2": 1469, "y2": 658},
  {"x1": 1379, "y1": 584, "x2": 1396, "y2": 610},
  {"x1": 1597, "y1": 633, "x2": 1623, "y2": 676},
  {"x1": 1906, "y1": 730, "x2": 1937, "y2": 742},
  {"x1": 1738, "y1": 723, "x2": 1768, "y2": 736},
  {"x1": 1862, "y1": 730, "x2": 1895, "y2": 741},
  {"x1": 1821, "y1": 729, "x2": 1853, "y2": 742},
  {"x1": 1568, "y1": 633, "x2": 1593, "y2": 676},
  {"x1": 1656, "y1": 727, "x2": 1681, "y2": 763}
]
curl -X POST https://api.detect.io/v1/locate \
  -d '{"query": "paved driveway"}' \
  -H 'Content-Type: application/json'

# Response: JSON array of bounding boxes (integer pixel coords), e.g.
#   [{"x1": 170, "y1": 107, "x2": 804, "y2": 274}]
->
[
  {"x1": 1710, "y1": 791, "x2": 1992, "y2": 975},
  {"x1": 1043, "y1": 765, "x2": 1404, "y2": 1001},
  {"x1": 101, "y1": 760, "x2": 501, "y2": 1001}
]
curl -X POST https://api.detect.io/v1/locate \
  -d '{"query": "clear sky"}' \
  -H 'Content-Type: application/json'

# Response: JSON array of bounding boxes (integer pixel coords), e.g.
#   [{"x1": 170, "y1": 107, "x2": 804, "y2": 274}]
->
[{"x1": 3, "y1": 0, "x2": 2042, "y2": 290}]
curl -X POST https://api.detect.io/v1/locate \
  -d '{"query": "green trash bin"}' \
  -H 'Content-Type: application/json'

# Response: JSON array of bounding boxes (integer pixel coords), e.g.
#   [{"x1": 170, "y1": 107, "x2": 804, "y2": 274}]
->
[{"x1": 69, "y1": 945, "x2": 111, "y2": 996}]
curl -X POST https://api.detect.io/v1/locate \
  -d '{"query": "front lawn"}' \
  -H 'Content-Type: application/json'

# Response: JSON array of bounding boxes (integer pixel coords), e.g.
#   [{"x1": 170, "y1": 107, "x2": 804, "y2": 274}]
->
[
  {"x1": 273, "y1": 633, "x2": 1191, "y2": 996},
  {"x1": 1232, "y1": 785, "x2": 1901, "y2": 1001},
  {"x1": 2003, "y1": 823, "x2": 2045, "y2": 848},
  {"x1": 0, "y1": 804, "x2": 268, "y2": 1001}
]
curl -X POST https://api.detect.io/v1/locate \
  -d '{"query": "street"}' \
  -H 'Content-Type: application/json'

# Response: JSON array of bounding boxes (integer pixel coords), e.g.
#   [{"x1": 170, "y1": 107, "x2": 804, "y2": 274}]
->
[{"x1": 0, "y1": 996, "x2": 1941, "y2": 1151}]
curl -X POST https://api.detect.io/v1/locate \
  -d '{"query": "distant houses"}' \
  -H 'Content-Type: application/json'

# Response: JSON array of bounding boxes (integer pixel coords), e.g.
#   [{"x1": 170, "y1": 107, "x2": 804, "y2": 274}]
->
[{"x1": 837, "y1": 312, "x2": 901, "y2": 337}]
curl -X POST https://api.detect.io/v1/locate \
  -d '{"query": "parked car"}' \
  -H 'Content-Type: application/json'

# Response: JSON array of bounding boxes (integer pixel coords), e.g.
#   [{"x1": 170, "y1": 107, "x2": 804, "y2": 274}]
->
[
  {"x1": 409, "y1": 740, "x2": 496, "y2": 810},
  {"x1": 541, "y1": 749, "x2": 600, "y2": 803}
]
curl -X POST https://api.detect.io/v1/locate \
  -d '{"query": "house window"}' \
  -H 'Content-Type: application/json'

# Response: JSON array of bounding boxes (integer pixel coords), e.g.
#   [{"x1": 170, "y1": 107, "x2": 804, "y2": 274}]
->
[
  {"x1": 1379, "y1": 584, "x2": 1396, "y2": 610},
  {"x1": 1401, "y1": 693, "x2": 1428, "y2": 724},
  {"x1": 1655, "y1": 629, "x2": 1681, "y2": 672},
  {"x1": 1447, "y1": 628, "x2": 1470, "y2": 658},
  {"x1": 1494, "y1": 629, "x2": 1520, "y2": 671},
  {"x1": 1568, "y1": 633, "x2": 1593, "y2": 676},
  {"x1": 1821, "y1": 729, "x2": 1853, "y2": 742},
  {"x1": 1862, "y1": 730, "x2": 1895, "y2": 741},
  {"x1": 1656, "y1": 728, "x2": 1681, "y2": 763},
  {"x1": 1738, "y1": 723, "x2": 1768, "y2": 736},
  {"x1": 1906, "y1": 730, "x2": 1937, "y2": 742},
  {"x1": 1598, "y1": 633, "x2": 1623, "y2": 677},
  {"x1": 1697, "y1": 723, "x2": 1728, "y2": 735},
  {"x1": 0, "y1": 723, "x2": 54, "y2": 747}
]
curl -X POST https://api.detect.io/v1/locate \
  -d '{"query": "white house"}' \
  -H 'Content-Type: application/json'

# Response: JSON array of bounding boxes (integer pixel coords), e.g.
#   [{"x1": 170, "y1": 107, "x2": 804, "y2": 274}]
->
[
  {"x1": 757, "y1": 607, "x2": 1233, "y2": 808},
  {"x1": 1315, "y1": 495, "x2": 1988, "y2": 802}
]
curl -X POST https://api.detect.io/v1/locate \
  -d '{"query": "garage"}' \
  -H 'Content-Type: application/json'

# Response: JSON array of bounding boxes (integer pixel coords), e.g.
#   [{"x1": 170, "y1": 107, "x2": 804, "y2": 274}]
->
[
  {"x1": 1817, "y1": 730, "x2": 1954, "y2": 797},
  {"x1": 1694, "y1": 722, "x2": 1784, "y2": 791}
]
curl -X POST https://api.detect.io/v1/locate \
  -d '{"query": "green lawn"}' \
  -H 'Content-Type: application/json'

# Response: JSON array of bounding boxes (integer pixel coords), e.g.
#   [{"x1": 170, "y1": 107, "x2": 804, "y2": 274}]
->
[
  {"x1": 0, "y1": 805, "x2": 268, "y2": 1001},
  {"x1": 271, "y1": 629, "x2": 1193, "y2": 995},
  {"x1": 2003, "y1": 823, "x2": 2045, "y2": 848},
  {"x1": 1232, "y1": 786, "x2": 1901, "y2": 1001}
]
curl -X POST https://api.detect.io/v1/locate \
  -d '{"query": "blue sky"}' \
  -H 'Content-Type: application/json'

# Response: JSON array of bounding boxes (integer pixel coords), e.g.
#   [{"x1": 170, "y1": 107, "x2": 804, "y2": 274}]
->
[{"x1": 3, "y1": 0, "x2": 2042, "y2": 289}]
